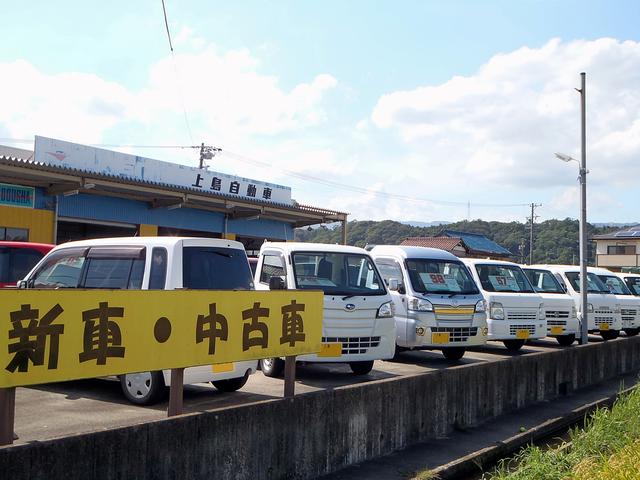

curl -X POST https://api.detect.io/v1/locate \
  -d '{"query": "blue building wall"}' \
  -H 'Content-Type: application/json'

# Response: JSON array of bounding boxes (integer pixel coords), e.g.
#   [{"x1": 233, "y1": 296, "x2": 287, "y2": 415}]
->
[{"x1": 58, "y1": 193, "x2": 292, "y2": 239}]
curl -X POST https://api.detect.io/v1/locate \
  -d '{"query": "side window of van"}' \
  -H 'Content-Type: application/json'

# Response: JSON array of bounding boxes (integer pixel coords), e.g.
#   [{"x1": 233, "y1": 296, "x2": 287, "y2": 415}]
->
[
  {"x1": 376, "y1": 259, "x2": 403, "y2": 287},
  {"x1": 30, "y1": 248, "x2": 88, "y2": 288},
  {"x1": 148, "y1": 247, "x2": 168, "y2": 289},
  {"x1": 81, "y1": 247, "x2": 146, "y2": 289},
  {"x1": 260, "y1": 254, "x2": 286, "y2": 285}
]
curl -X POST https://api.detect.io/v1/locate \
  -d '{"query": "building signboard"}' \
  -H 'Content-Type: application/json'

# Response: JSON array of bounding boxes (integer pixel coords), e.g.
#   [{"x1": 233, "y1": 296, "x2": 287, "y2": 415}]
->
[
  {"x1": 0, "y1": 182, "x2": 34, "y2": 208},
  {"x1": 34, "y1": 136, "x2": 292, "y2": 205}
]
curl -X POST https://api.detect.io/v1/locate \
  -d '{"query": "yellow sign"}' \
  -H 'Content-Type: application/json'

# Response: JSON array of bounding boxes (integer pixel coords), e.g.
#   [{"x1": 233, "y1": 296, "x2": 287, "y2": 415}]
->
[
  {"x1": 318, "y1": 343, "x2": 342, "y2": 357},
  {"x1": 0, "y1": 290, "x2": 323, "y2": 388},
  {"x1": 431, "y1": 332, "x2": 450, "y2": 344}
]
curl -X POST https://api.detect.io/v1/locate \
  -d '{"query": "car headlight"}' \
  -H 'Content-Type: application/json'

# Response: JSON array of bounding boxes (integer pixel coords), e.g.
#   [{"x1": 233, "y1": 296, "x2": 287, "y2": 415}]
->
[
  {"x1": 490, "y1": 302, "x2": 504, "y2": 320},
  {"x1": 587, "y1": 303, "x2": 593, "y2": 313},
  {"x1": 614, "y1": 304, "x2": 621, "y2": 314},
  {"x1": 475, "y1": 299, "x2": 487, "y2": 313},
  {"x1": 377, "y1": 301, "x2": 394, "y2": 318},
  {"x1": 408, "y1": 297, "x2": 433, "y2": 312},
  {"x1": 571, "y1": 306, "x2": 577, "y2": 318},
  {"x1": 538, "y1": 304, "x2": 545, "y2": 320}
]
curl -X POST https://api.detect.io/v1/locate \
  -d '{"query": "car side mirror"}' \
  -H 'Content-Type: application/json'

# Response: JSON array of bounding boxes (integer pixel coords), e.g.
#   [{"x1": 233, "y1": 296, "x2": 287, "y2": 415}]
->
[
  {"x1": 388, "y1": 278, "x2": 399, "y2": 291},
  {"x1": 17, "y1": 280, "x2": 27, "y2": 289},
  {"x1": 269, "y1": 276, "x2": 286, "y2": 290}
]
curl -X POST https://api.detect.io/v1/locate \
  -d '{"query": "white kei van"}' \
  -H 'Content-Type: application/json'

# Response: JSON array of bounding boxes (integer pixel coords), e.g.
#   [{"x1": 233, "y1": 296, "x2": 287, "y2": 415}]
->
[
  {"x1": 462, "y1": 258, "x2": 546, "y2": 350},
  {"x1": 521, "y1": 266, "x2": 580, "y2": 346},
  {"x1": 589, "y1": 267, "x2": 640, "y2": 336},
  {"x1": 536, "y1": 265, "x2": 622, "y2": 340},
  {"x1": 369, "y1": 245, "x2": 487, "y2": 360},
  {"x1": 254, "y1": 242, "x2": 395, "y2": 376},
  {"x1": 618, "y1": 272, "x2": 640, "y2": 296},
  {"x1": 21, "y1": 237, "x2": 258, "y2": 405}
]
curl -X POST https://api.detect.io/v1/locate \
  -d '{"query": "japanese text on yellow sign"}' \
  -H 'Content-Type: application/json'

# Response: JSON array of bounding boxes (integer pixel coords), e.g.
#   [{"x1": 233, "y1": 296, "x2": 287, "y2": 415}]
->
[{"x1": 0, "y1": 290, "x2": 323, "y2": 388}]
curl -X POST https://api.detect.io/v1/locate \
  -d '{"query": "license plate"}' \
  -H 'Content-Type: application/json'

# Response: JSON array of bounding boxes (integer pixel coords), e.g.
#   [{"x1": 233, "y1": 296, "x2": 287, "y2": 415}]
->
[
  {"x1": 431, "y1": 332, "x2": 450, "y2": 344},
  {"x1": 550, "y1": 326, "x2": 564, "y2": 335},
  {"x1": 212, "y1": 362, "x2": 234, "y2": 373},
  {"x1": 516, "y1": 329, "x2": 530, "y2": 339},
  {"x1": 600, "y1": 323, "x2": 610, "y2": 331},
  {"x1": 318, "y1": 343, "x2": 342, "y2": 357}
]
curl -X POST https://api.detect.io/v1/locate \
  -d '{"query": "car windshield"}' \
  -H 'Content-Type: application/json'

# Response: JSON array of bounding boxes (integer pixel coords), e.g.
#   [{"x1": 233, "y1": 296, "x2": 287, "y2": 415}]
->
[
  {"x1": 475, "y1": 264, "x2": 535, "y2": 293},
  {"x1": 183, "y1": 247, "x2": 254, "y2": 290},
  {"x1": 598, "y1": 275, "x2": 633, "y2": 295},
  {"x1": 565, "y1": 272, "x2": 609, "y2": 293},
  {"x1": 292, "y1": 252, "x2": 386, "y2": 296},
  {"x1": 406, "y1": 258, "x2": 479, "y2": 295},
  {"x1": 0, "y1": 247, "x2": 46, "y2": 285},
  {"x1": 523, "y1": 269, "x2": 565, "y2": 294},
  {"x1": 624, "y1": 277, "x2": 640, "y2": 296}
]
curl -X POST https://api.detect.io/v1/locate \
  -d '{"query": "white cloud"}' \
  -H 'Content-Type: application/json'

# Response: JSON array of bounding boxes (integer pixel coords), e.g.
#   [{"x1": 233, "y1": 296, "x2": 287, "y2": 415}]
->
[{"x1": 371, "y1": 38, "x2": 640, "y2": 195}]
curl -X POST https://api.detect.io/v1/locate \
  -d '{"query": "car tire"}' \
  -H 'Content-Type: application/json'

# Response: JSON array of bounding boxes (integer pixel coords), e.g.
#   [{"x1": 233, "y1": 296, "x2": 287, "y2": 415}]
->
[
  {"x1": 349, "y1": 360, "x2": 374, "y2": 375},
  {"x1": 392, "y1": 344, "x2": 407, "y2": 360},
  {"x1": 212, "y1": 371, "x2": 250, "y2": 392},
  {"x1": 556, "y1": 334, "x2": 576, "y2": 346},
  {"x1": 503, "y1": 339, "x2": 525, "y2": 351},
  {"x1": 442, "y1": 347, "x2": 465, "y2": 361},
  {"x1": 624, "y1": 328, "x2": 639, "y2": 337},
  {"x1": 600, "y1": 329, "x2": 620, "y2": 340},
  {"x1": 260, "y1": 358, "x2": 285, "y2": 378},
  {"x1": 120, "y1": 371, "x2": 167, "y2": 405}
]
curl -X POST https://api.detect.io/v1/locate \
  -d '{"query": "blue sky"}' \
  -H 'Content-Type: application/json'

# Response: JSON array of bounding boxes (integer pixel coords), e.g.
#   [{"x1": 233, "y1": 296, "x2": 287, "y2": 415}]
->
[{"x1": 1, "y1": 1, "x2": 639, "y2": 223}]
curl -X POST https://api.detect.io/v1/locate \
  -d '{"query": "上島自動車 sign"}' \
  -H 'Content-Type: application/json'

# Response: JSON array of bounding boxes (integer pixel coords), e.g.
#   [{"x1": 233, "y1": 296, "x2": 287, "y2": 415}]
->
[
  {"x1": 0, "y1": 183, "x2": 34, "y2": 208},
  {"x1": 0, "y1": 290, "x2": 323, "y2": 388}
]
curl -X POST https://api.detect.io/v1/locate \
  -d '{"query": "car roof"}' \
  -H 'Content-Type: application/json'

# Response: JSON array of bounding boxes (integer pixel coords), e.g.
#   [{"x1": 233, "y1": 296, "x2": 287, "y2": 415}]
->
[
  {"x1": 587, "y1": 266, "x2": 617, "y2": 275},
  {"x1": 531, "y1": 264, "x2": 581, "y2": 273},
  {"x1": 50, "y1": 236, "x2": 245, "y2": 251},
  {"x1": 0, "y1": 241, "x2": 55, "y2": 253},
  {"x1": 461, "y1": 258, "x2": 521, "y2": 267},
  {"x1": 369, "y1": 245, "x2": 460, "y2": 261},
  {"x1": 260, "y1": 241, "x2": 370, "y2": 255}
]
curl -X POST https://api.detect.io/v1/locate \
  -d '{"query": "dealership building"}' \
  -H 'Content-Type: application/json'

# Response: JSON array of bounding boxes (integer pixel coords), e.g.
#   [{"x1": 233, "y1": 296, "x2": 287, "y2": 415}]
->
[{"x1": 0, "y1": 137, "x2": 347, "y2": 252}]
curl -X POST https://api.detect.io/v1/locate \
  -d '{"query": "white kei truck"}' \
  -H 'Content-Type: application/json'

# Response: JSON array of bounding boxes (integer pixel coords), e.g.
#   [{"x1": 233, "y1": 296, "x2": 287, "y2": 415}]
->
[
  {"x1": 254, "y1": 242, "x2": 396, "y2": 376},
  {"x1": 618, "y1": 272, "x2": 640, "y2": 296},
  {"x1": 462, "y1": 258, "x2": 546, "y2": 351},
  {"x1": 536, "y1": 265, "x2": 622, "y2": 340},
  {"x1": 589, "y1": 266, "x2": 640, "y2": 336},
  {"x1": 369, "y1": 245, "x2": 487, "y2": 360},
  {"x1": 521, "y1": 266, "x2": 580, "y2": 346},
  {"x1": 20, "y1": 237, "x2": 258, "y2": 405}
]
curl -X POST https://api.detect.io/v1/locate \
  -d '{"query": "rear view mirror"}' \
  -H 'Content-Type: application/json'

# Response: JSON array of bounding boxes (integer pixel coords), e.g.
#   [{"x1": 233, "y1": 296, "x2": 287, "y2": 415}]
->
[{"x1": 269, "y1": 276, "x2": 286, "y2": 290}]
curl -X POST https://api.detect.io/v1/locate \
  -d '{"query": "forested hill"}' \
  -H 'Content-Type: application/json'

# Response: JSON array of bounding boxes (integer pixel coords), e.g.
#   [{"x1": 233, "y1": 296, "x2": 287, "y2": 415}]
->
[{"x1": 294, "y1": 219, "x2": 621, "y2": 265}]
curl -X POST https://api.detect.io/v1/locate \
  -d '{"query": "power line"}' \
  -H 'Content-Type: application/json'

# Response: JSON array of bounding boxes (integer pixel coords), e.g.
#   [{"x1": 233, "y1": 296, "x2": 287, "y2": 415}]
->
[{"x1": 0, "y1": 137, "x2": 533, "y2": 209}]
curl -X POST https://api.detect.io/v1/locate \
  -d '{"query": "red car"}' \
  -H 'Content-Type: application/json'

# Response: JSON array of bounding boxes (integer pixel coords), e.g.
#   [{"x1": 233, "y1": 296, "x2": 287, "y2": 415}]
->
[{"x1": 0, "y1": 241, "x2": 55, "y2": 288}]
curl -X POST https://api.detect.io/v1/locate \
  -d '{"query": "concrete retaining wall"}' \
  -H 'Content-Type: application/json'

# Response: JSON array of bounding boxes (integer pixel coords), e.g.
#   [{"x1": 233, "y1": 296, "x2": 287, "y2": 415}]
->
[{"x1": 3, "y1": 338, "x2": 640, "y2": 479}]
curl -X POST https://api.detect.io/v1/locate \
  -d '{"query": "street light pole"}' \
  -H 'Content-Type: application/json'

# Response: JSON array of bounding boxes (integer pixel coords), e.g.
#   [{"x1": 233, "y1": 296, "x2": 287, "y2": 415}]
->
[{"x1": 578, "y1": 72, "x2": 588, "y2": 346}]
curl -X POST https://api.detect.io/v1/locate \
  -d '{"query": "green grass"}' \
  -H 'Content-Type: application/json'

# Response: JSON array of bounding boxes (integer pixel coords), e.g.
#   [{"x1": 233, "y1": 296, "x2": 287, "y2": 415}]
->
[{"x1": 484, "y1": 385, "x2": 640, "y2": 480}]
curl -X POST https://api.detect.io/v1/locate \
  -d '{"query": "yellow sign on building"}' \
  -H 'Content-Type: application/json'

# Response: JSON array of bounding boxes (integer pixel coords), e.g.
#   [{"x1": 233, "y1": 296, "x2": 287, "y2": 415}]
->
[{"x1": 0, "y1": 290, "x2": 323, "y2": 388}]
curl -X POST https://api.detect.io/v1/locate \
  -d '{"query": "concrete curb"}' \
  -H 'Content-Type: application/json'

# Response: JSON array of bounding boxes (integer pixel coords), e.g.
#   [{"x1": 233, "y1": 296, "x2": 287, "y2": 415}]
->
[{"x1": 431, "y1": 384, "x2": 636, "y2": 480}]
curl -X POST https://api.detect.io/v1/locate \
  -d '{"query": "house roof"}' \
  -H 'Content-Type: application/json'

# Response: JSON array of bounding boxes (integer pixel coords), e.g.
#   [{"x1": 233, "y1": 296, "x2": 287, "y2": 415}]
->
[
  {"x1": 400, "y1": 236, "x2": 465, "y2": 251},
  {"x1": 438, "y1": 229, "x2": 513, "y2": 256},
  {"x1": 593, "y1": 225, "x2": 640, "y2": 240}
]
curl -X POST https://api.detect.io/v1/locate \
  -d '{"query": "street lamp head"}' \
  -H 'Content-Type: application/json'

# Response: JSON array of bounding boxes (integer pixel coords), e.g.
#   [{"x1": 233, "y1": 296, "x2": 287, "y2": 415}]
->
[{"x1": 555, "y1": 152, "x2": 575, "y2": 163}]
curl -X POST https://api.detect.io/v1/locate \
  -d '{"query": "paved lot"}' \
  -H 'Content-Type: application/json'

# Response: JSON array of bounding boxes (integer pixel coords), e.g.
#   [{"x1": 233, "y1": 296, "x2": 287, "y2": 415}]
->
[{"x1": 13, "y1": 336, "x2": 608, "y2": 444}]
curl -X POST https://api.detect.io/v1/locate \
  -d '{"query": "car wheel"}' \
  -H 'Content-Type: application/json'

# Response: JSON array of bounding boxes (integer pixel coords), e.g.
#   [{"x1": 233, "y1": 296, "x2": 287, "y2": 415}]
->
[
  {"x1": 600, "y1": 329, "x2": 620, "y2": 340},
  {"x1": 624, "y1": 328, "x2": 639, "y2": 337},
  {"x1": 260, "y1": 358, "x2": 285, "y2": 378},
  {"x1": 212, "y1": 371, "x2": 250, "y2": 392},
  {"x1": 349, "y1": 360, "x2": 374, "y2": 375},
  {"x1": 392, "y1": 344, "x2": 407, "y2": 360},
  {"x1": 503, "y1": 339, "x2": 525, "y2": 351},
  {"x1": 120, "y1": 371, "x2": 167, "y2": 405},
  {"x1": 556, "y1": 334, "x2": 576, "y2": 346},
  {"x1": 442, "y1": 347, "x2": 465, "y2": 361}
]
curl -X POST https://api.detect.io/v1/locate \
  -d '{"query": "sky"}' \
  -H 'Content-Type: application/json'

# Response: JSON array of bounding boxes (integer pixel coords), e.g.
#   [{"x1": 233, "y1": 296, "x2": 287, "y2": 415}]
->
[{"x1": 1, "y1": 1, "x2": 639, "y2": 224}]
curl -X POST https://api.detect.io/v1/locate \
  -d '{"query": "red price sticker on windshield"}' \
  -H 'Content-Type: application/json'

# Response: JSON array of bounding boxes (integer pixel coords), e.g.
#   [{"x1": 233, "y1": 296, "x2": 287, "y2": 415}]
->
[{"x1": 429, "y1": 274, "x2": 446, "y2": 284}]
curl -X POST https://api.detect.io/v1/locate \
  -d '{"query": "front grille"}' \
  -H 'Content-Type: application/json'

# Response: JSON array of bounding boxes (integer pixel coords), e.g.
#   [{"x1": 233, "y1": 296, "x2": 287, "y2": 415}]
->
[
  {"x1": 431, "y1": 327, "x2": 478, "y2": 343},
  {"x1": 322, "y1": 336, "x2": 381, "y2": 355},
  {"x1": 545, "y1": 310, "x2": 570, "y2": 319},
  {"x1": 547, "y1": 319, "x2": 567, "y2": 327},
  {"x1": 506, "y1": 311, "x2": 538, "y2": 321},
  {"x1": 509, "y1": 324, "x2": 535, "y2": 335},
  {"x1": 594, "y1": 316, "x2": 614, "y2": 326},
  {"x1": 621, "y1": 309, "x2": 638, "y2": 323}
]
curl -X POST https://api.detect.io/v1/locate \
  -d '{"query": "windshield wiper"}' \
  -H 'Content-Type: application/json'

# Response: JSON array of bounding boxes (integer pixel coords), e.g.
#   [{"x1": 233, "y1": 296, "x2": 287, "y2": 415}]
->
[{"x1": 342, "y1": 294, "x2": 357, "y2": 300}]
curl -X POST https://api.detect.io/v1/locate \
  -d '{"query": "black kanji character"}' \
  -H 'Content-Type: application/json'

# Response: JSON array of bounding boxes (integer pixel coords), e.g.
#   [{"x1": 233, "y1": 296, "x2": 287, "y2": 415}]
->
[
  {"x1": 196, "y1": 303, "x2": 228, "y2": 355},
  {"x1": 280, "y1": 300, "x2": 306, "y2": 347},
  {"x1": 242, "y1": 302, "x2": 269, "y2": 351},
  {"x1": 229, "y1": 181, "x2": 240, "y2": 194},
  {"x1": 246, "y1": 184, "x2": 257, "y2": 197},
  {"x1": 210, "y1": 177, "x2": 222, "y2": 191},
  {"x1": 78, "y1": 302, "x2": 125, "y2": 365},
  {"x1": 262, "y1": 187, "x2": 272, "y2": 200}
]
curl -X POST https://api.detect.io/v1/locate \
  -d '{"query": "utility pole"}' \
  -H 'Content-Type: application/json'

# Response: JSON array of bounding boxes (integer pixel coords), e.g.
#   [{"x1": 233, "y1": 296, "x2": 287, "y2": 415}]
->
[
  {"x1": 198, "y1": 143, "x2": 222, "y2": 169},
  {"x1": 527, "y1": 203, "x2": 542, "y2": 264},
  {"x1": 578, "y1": 72, "x2": 588, "y2": 346}
]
